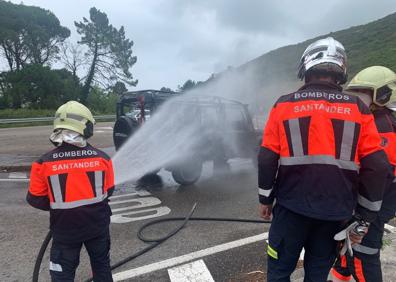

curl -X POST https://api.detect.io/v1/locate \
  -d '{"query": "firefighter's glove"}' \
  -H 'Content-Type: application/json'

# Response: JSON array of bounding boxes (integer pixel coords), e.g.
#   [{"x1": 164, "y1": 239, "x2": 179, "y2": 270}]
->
[{"x1": 334, "y1": 219, "x2": 369, "y2": 256}]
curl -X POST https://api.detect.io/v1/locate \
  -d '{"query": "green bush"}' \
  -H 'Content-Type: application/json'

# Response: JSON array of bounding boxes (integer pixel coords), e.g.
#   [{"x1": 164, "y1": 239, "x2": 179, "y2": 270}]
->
[
  {"x1": 0, "y1": 108, "x2": 54, "y2": 119},
  {"x1": 0, "y1": 64, "x2": 80, "y2": 109},
  {"x1": 0, "y1": 64, "x2": 117, "y2": 115},
  {"x1": 87, "y1": 86, "x2": 117, "y2": 114}
]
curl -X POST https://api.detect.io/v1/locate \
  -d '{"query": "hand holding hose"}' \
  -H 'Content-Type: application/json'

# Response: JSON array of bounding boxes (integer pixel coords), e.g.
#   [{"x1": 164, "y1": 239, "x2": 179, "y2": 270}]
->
[
  {"x1": 349, "y1": 220, "x2": 369, "y2": 244},
  {"x1": 334, "y1": 217, "x2": 369, "y2": 256}
]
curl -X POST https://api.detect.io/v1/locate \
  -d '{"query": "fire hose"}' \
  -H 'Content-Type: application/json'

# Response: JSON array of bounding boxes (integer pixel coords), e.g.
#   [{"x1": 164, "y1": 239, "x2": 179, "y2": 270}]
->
[{"x1": 32, "y1": 203, "x2": 272, "y2": 282}]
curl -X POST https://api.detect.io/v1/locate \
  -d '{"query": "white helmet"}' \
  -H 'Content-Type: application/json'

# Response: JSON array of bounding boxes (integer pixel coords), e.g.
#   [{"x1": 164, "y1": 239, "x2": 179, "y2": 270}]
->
[{"x1": 297, "y1": 37, "x2": 347, "y2": 84}]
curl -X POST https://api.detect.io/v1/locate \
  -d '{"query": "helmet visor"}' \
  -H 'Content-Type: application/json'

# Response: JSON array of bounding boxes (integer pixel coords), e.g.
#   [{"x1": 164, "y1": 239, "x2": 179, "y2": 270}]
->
[{"x1": 374, "y1": 82, "x2": 396, "y2": 106}]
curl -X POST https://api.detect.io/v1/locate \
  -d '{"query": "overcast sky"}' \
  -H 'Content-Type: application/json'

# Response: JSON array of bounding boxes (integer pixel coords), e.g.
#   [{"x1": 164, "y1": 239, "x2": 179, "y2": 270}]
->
[{"x1": 9, "y1": 0, "x2": 396, "y2": 90}]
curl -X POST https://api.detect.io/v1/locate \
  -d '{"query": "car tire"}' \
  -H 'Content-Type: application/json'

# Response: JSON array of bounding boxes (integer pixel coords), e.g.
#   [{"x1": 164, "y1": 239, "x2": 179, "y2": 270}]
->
[
  {"x1": 172, "y1": 161, "x2": 203, "y2": 186},
  {"x1": 113, "y1": 116, "x2": 138, "y2": 150}
]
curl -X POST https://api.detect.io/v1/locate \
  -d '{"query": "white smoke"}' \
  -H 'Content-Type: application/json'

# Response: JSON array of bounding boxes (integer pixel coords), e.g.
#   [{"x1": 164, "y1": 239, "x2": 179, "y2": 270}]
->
[{"x1": 112, "y1": 65, "x2": 298, "y2": 185}]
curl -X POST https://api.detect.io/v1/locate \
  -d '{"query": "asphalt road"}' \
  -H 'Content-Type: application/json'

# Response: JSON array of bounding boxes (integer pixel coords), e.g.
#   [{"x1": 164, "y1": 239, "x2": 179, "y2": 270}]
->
[
  {"x1": 0, "y1": 161, "x2": 272, "y2": 282},
  {"x1": 0, "y1": 122, "x2": 114, "y2": 156},
  {"x1": 1, "y1": 125, "x2": 395, "y2": 282},
  {"x1": 0, "y1": 123, "x2": 273, "y2": 281}
]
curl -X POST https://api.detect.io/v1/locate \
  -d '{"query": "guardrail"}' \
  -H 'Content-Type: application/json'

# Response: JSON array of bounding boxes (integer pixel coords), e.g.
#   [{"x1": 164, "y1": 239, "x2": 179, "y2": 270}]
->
[{"x1": 0, "y1": 115, "x2": 116, "y2": 124}]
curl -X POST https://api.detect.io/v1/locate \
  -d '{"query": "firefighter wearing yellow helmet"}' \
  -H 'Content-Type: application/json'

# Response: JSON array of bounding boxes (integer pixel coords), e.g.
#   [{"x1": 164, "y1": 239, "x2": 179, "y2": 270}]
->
[
  {"x1": 332, "y1": 66, "x2": 396, "y2": 282},
  {"x1": 53, "y1": 100, "x2": 96, "y2": 139},
  {"x1": 347, "y1": 65, "x2": 396, "y2": 109},
  {"x1": 27, "y1": 101, "x2": 115, "y2": 281}
]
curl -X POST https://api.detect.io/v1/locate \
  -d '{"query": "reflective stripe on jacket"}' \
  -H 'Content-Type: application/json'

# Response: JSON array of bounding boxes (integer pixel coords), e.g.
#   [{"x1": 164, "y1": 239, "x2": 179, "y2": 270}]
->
[
  {"x1": 27, "y1": 143, "x2": 115, "y2": 242},
  {"x1": 258, "y1": 82, "x2": 391, "y2": 222},
  {"x1": 373, "y1": 109, "x2": 396, "y2": 222}
]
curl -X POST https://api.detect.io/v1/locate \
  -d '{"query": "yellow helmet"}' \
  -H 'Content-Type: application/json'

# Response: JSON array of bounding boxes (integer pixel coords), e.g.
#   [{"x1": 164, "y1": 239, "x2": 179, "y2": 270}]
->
[
  {"x1": 54, "y1": 101, "x2": 95, "y2": 138},
  {"x1": 346, "y1": 66, "x2": 396, "y2": 108}
]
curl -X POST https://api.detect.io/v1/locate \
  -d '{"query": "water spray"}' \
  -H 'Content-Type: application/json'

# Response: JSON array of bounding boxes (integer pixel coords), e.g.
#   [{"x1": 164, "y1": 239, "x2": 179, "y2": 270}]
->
[{"x1": 32, "y1": 62, "x2": 295, "y2": 281}]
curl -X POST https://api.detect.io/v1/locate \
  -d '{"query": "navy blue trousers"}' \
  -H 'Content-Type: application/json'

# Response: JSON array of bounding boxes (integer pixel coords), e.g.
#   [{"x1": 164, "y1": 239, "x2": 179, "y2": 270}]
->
[
  {"x1": 267, "y1": 204, "x2": 344, "y2": 282},
  {"x1": 49, "y1": 229, "x2": 113, "y2": 282}
]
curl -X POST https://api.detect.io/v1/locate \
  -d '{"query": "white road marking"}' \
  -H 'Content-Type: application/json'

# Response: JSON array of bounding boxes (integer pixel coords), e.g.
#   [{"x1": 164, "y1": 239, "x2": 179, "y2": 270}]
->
[
  {"x1": 110, "y1": 191, "x2": 171, "y2": 223},
  {"x1": 95, "y1": 126, "x2": 113, "y2": 130},
  {"x1": 110, "y1": 191, "x2": 151, "y2": 198},
  {"x1": 0, "y1": 178, "x2": 30, "y2": 182},
  {"x1": 168, "y1": 259, "x2": 214, "y2": 282},
  {"x1": 385, "y1": 224, "x2": 395, "y2": 233},
  {"x1": 112, "y1": 232, "x2": 268, "y2": 281},
  {"x1": 9, "y1": 172, "x2": 27, "y2": 179},
  {"x1": 111, "y1": 206, "x2": 171, "y2": 223},
  {"x1": 111, "y1": 197, "x2": 162, "y2": 212},
  {"x1": 0, "y1": 172, "x2": 29, "y2": 182},
  {"x1": 109, "y1": 197, "x2": 161, "y2": 206},
  {"x1": 299, "y1": 248, "x2": 305, "y2": 260}
]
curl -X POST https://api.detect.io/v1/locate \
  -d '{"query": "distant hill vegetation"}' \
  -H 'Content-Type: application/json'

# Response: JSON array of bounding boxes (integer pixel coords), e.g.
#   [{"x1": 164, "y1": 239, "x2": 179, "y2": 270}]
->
[
  {"x1": 242, "y1": 11, "x2": 396, "y2": 89},
  {"x1": 199, "y1": 12, "x2": 396, "y2": 112}
]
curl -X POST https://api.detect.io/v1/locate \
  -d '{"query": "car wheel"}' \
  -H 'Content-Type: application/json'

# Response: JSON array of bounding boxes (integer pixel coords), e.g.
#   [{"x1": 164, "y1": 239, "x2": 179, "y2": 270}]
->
[
  {"x1": 113, "y1": 116, "x2": 138, "y2": 150},
  {"x1": 172, "y1": 161, "x2": 203, "y2": 185}
]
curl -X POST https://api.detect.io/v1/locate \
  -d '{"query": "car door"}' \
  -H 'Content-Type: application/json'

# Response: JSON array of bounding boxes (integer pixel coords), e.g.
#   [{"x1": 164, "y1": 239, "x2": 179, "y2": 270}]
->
[{"x1": 223, "y1": 104, "x2": 256, "y2": 159}]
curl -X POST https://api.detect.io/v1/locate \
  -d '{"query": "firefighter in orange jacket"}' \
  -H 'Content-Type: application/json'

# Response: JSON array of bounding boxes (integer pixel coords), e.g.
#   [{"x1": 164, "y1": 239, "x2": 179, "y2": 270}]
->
[
  {"x1": 27, "y1": 101, "x2": 115, "y2": 282},
  {"x1": 331, "y1": 66, "x2": 396, "y2": 282},
  {"x1": 258, "y1": 37, "x2": 392, "y2": 281}
]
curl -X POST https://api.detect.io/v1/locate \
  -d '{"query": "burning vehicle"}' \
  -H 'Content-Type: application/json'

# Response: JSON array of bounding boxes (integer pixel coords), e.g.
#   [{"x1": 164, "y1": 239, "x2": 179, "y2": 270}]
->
[{"x1": 113, "y1": 89, "x2": 260, "y2": 185}]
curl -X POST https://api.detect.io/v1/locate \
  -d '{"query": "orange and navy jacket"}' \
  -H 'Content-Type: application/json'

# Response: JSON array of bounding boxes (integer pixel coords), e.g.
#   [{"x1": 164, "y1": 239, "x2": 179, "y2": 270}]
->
[
  {"x1": 27, "y1": 143, "x2": 114, "y2": 242},
  {"x1": 373, "y1": 108, "x2": 396, "y2": 222},
  {"x1": 258, "y1": 82, "x2": 392, "y2": 222}
]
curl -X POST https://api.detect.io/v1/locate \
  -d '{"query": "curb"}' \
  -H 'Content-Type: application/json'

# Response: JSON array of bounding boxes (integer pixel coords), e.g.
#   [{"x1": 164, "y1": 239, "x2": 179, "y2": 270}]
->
[{"x1": 0, "y1": 165, "x2": 31, "y2": 173}]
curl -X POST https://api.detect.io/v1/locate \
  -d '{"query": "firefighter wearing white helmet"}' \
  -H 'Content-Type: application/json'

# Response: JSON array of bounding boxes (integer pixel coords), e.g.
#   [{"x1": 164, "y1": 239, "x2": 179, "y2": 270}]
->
[
  {"x1": 331, "y1": 66, "x2": 396, "y2": 282},
  {"x1": 258, "y1": 38, "x2": 390, "y2": 281},
  {"x1": 27, "y1": 100, "x2": 115, "y2": 281},
  {"x1": 297, "y1": 36, "x2": 348, "y2": 84}
]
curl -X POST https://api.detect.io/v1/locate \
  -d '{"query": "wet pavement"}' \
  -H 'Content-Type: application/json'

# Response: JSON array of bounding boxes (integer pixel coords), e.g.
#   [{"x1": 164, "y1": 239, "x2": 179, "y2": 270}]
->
[
  {"x1": 0, "y1": 122, "x2": 114, "y2": 171},
  {"x1": 1, "y1": 125, "x2": 395, "y2": 281},
  {"x1": 1, "y1": 161, "x2": 273, "y2": 281},
  {"x1": 1, "y1": 162, "x2": 395, "y2": 282}
]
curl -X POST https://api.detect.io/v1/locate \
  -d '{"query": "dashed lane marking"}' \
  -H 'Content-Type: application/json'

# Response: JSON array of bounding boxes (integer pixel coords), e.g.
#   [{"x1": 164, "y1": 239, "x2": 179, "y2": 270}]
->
[
  {"x1": 0, "y1": 172, "x2": 29, "y2": 182},
  {"x1": 95, "y1": 126, "x2": 113, "y2": 130},
  {"x1": 0, "y1": 178, "x2": 30, "y2": 182},
  {"x1": 168, "y1": 259, "x2": 214, "y2": 282},
  {"x1": 9, "y1": 172, "x2": 27, "y2": 179},
  {"x1": 112, "y1": 232, "x2": 269, "y2": 281},
  {"x1": 95, "y1": 126, "x2": 113, "y2": 133}
]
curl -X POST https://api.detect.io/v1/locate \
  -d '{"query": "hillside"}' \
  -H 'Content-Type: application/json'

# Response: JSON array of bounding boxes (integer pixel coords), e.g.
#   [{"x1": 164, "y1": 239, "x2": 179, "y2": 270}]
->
[
  {"x1": 196, "y1": 11, "x2": 396, "y2": 113},
  {"x1": 240, "y1": 11, "x2": 396, "y2": 90}
]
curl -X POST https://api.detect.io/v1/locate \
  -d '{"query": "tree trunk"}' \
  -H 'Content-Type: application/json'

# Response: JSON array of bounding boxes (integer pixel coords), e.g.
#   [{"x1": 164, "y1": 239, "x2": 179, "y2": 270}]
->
[{"x1": 81, "y1": 43, "x2": 98, "y2": 104}]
